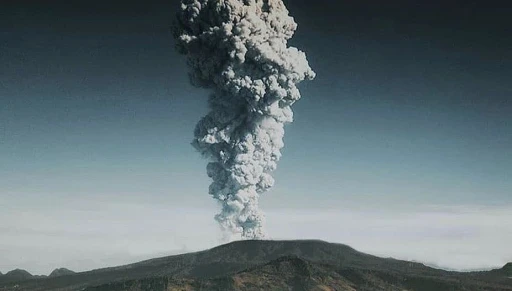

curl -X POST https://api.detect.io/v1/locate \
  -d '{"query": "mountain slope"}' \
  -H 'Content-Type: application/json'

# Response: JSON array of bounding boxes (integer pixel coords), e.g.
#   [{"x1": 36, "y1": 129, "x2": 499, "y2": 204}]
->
[
  {"x1": 0, "y1": 269, "x2": 50, "y2": 285},
  {"x1": 503, "y1": 263, "x2": 512, "y2": 275},
  {"x1": 1, "y1": 240, "x2": 511, "y2": 291},
  {"x1": 49, "y1": 268, "x2": 75, "y2": 278},
  {"x1": 84, "y1": 256, "x2": 358, "y2": 291},
  {"x1": 84, "y1": 256, "x2": 512, "y2": 291},
  {"x1": 0, "y1": 269, "x2": 33, "y2": 283}
]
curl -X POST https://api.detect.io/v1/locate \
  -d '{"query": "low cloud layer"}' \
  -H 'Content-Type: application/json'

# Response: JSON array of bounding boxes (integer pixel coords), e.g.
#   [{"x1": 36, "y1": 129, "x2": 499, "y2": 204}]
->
[
  {"x1": 267, "y1": 205, "x2": 512, "y2": 271},
  {"x1": 1, "y1": 201, "x2": 510, "y2": 275}
]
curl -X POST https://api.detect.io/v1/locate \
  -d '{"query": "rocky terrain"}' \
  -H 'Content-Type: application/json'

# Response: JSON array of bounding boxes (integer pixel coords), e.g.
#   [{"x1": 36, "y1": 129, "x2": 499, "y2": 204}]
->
[{"x1": 1, "y1": 240, "x2": 511, "y2": 291}]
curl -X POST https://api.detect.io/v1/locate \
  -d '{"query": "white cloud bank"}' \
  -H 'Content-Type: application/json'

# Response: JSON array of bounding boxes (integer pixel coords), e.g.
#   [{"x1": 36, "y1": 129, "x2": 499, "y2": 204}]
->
[
  {"x1": 1, "y1": 201, "x2": 511, "y2": 275},
  {"x1": 266, "y1": 205, "x2": 512, "y2": 271}
]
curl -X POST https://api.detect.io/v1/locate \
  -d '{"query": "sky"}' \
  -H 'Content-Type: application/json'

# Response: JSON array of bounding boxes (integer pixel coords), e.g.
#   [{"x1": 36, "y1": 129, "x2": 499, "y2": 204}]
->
[{"x1": 1, "y1": 0, "x2": 511, "y2": 275}]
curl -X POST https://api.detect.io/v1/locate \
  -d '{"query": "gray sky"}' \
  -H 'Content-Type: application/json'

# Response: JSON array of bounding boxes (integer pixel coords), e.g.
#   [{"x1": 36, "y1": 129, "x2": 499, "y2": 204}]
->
[{"x1": 1, "y1": 0, "x2": 511, "y2": 275}]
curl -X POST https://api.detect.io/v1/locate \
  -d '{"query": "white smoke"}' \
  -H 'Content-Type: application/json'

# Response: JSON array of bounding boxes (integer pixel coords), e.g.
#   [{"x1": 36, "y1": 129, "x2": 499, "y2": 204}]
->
[{"x1": 174, "y1": 0, "x2": 315, "y2": 240}]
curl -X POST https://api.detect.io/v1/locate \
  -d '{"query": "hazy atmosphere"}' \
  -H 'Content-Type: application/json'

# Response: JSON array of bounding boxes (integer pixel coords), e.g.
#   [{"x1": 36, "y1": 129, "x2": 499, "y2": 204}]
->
[{"x1": 1, "y1": 1, "x2": 511, "y2": 275}]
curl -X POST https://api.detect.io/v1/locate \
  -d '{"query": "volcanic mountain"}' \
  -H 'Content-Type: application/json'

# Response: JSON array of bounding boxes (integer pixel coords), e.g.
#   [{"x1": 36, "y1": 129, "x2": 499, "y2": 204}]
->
[{"x1": 1, "y1": 240, "x2": 511, "y2": 291}]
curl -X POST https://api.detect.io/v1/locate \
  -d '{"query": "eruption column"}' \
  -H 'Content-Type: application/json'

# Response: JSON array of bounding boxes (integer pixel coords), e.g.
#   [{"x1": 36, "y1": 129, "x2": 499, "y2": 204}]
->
[{"x1": 174, "y1": 0, "x2": 315, "y2": 240}]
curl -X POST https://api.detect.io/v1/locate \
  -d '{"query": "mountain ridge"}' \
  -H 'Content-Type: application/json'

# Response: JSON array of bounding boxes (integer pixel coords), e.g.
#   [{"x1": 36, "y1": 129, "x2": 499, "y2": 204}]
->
[
  {"x1": 83, "y1": 255, "x2": 512, "y2": 291},
  {"x1": 1, "y1": 269, "x2": 34, "y2": 283},
  {"x1": 49, "y1": 268, "x2": 75, "y2": 278},
  {"x1": 1, "y1": 240, "x2": 511, "y2": 291}
]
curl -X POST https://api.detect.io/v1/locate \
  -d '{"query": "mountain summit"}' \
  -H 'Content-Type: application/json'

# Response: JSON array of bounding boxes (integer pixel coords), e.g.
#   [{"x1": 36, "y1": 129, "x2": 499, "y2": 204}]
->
[
  {"x1": 49, "y1": 268, "x2": 75, "y2": 278},
  {"x1": 2, "y1": 269, "x2": 33, "y2": 282}
]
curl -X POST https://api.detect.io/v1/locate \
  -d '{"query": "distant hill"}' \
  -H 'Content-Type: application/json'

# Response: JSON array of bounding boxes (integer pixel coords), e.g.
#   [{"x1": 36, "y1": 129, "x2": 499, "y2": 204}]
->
[
  {"x1": 1, "y1": 269, "x2": 33, "y2": 283},
  {"x1": 49, "y1": 268, "x2": 75, "y2": 278},
  {"x1": 1, "y1": 240, "x2": 511, "y2": 291}
]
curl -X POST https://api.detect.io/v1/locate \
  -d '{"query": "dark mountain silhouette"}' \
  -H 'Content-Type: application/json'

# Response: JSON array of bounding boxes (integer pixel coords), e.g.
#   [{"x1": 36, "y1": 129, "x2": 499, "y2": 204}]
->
[
  {"x1": 49, "y1": 268, "x2": 75, "y2": 278},
  {"x1": 502, "y1": 263, "x2": 512, "y2": 275},
  {"x1": 0, "y1": 240, "x2": 511, "y2": 291},
  {"x1": 83, "y1": 256, "x2": 512, "y2": 291},
  {"x1": 1, "y1": 269, "x2": 33, "y2": 283}
]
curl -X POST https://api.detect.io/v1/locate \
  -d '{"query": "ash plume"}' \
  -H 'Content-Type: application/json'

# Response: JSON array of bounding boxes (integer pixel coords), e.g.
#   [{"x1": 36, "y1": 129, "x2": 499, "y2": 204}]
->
[{"x1": 174, "y1": 0, "x2": 315, "y2": 240}]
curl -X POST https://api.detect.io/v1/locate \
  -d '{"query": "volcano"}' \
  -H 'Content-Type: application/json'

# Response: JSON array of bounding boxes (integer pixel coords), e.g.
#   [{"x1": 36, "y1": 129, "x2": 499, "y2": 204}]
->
[{"x1": 1, "y1": 240, "x2": 511, "y2": 291}]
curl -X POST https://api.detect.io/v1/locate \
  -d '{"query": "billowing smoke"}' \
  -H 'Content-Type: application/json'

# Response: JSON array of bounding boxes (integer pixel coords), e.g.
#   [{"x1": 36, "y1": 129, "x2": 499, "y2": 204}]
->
[{"x1": 174, "y1": 0, "x2": 315, "y2": 240}]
